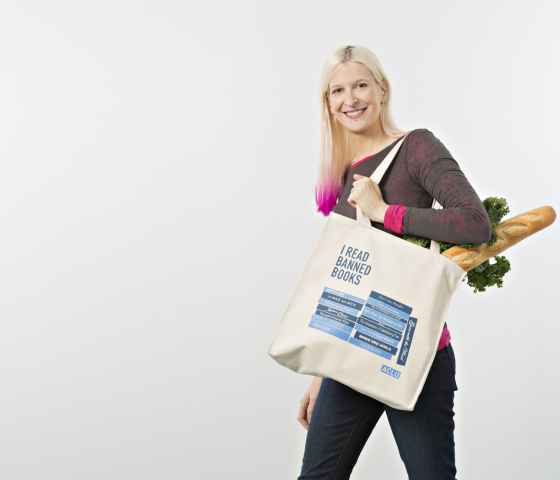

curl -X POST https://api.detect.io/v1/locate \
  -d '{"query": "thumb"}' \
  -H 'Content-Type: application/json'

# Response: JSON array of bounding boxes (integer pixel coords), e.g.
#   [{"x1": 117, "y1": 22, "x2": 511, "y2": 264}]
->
[{"x1": 353, "y1": 174, "x2": 365, "y2": 179}]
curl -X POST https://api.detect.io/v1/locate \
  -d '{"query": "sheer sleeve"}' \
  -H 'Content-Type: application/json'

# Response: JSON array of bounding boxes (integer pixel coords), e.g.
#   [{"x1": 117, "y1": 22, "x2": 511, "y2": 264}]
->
[{"x1": 403, "y1": 129, "x2": 492, "y2": 245}]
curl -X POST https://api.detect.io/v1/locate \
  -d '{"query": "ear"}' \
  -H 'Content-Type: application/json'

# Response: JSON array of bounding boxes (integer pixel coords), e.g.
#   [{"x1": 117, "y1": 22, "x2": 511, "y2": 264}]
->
[
  {"x1": 379, "y1": 77, "x2": 388, "y2": 92},
  {"x1": 378, "y1": 79, "x2": 388, "y2": 100}
]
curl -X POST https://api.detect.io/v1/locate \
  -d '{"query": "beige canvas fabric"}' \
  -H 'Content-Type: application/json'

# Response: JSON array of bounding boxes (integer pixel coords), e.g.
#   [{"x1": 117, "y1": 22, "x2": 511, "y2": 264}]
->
[{"x1": 268, "y1": 135, "x2": 466, "y2": 411}]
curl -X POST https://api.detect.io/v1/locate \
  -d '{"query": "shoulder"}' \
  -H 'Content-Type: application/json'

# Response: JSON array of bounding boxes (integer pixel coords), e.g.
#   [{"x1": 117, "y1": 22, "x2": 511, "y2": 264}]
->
[
  {"x1": 403, "y1": 128, "x2": 454, "y2": 178},
  {"x1": 404, "y1": 128, "x2": 447, "y2": 152}
]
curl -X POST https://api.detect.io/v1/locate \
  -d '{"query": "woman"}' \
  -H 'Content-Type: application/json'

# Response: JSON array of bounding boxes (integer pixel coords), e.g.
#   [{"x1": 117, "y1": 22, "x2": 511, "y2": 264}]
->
[{"x1": 296, "y1": 45, "x2": 492, "y2": 479}]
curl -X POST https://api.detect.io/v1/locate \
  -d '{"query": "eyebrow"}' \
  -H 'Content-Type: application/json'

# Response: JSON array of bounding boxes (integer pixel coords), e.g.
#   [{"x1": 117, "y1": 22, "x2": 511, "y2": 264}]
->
[{"x1": 329, "y1": 78, "x2": 370, "y2": 89}]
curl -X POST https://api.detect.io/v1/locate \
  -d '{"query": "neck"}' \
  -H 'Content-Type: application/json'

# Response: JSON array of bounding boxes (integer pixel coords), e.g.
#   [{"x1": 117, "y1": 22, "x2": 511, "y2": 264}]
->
[{"x1": 347, "y1": 121, "x2": 393, "y2": 164}]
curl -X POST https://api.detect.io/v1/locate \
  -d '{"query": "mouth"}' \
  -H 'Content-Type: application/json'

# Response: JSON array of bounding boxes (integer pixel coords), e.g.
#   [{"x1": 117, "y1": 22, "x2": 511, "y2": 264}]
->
[{"x1": 343, "y1": 107, "x2": 367, "y2": 120}]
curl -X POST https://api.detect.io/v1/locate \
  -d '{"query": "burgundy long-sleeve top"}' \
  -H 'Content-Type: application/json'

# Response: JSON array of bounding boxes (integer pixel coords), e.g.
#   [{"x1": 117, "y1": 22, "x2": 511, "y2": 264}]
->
[{"x1": 333, "y1": 128, "x2": 492, "y2": 350}]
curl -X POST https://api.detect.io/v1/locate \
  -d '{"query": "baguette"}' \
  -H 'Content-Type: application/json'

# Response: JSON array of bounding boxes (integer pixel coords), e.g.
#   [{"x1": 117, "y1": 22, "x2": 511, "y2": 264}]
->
[{"x1": 442, "y1": 205, "x2": 556, "y2": 272}]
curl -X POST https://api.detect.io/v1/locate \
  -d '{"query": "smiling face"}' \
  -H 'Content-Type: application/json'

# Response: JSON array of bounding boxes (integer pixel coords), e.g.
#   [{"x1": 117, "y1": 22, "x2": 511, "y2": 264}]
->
[{"x1": 327, "y1": 61, "x2": 386, "y2": 134}]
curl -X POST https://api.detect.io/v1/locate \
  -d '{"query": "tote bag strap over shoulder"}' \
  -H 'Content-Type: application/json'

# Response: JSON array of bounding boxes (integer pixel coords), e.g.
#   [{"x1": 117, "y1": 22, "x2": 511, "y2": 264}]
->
[{"x1": 355, "y1": 132, "x2": 442, "y2": 254}]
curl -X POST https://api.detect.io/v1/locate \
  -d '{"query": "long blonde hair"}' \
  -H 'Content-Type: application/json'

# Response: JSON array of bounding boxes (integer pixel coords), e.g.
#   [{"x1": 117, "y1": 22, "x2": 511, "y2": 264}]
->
[{"x1": 315, "y1": 45, "x2": 409, "y2": 215}]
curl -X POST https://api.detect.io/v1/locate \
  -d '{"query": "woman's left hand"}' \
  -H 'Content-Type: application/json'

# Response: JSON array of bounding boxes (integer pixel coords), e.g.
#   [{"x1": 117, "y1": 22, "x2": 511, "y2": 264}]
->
[{"x1": 348, "y1": 174, "x2": 389, "y2": 223}]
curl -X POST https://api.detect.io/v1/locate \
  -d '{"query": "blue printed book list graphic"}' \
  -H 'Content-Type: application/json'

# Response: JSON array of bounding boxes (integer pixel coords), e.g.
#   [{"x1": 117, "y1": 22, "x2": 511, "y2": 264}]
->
[
  {"x1": 309, "y1": 288, "x2": 418, "y2": 366},
  {"x1": 309, "y1": 287, "x2": 365, "y2": 342}
]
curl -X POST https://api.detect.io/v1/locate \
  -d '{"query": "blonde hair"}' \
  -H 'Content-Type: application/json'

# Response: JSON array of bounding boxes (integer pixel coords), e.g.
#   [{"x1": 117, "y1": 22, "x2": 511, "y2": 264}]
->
[{"x1": 315, "y1": 45, "x2": 409, "y2": 215}]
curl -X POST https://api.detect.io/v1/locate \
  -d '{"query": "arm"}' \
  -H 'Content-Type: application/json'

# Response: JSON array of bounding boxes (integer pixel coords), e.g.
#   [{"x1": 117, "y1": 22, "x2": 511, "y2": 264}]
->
[
  {"x1": 297, "y1": 376, "x2": 322, "y2": 430},
  {"x1": 391, "y1": 129, "x2": 491, "y2": 245}
]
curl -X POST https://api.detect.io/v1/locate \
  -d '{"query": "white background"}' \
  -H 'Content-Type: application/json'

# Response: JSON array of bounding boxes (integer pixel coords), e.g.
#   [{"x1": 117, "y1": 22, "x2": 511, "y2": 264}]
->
[{"x1": 0, "y1": 1, "x2": 558, "y2": 478}]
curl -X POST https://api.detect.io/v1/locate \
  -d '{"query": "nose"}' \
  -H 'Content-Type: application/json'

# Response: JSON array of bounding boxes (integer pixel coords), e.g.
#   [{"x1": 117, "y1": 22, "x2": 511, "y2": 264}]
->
[{"x1": 344, "y1": 92, "x2": 360, "y2": 108}]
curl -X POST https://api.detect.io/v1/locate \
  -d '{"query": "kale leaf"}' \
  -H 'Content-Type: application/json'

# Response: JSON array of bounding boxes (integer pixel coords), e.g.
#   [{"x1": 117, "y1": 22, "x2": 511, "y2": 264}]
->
[{"x1": 403, "y1": 197, "x2": 512, "y2": 293}]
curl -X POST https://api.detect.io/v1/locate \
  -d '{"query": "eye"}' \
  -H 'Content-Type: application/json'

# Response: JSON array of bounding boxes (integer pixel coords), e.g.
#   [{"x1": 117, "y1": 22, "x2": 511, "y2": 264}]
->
[{"x1": 331, "y1": 83, "x2": 367, "y2": 95}]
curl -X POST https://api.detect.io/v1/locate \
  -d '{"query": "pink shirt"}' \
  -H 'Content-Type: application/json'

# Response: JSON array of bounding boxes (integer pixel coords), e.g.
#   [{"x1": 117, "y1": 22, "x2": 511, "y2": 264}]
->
[{"x1": 384, "y1": 204, "x2": 451, "y2": 351}]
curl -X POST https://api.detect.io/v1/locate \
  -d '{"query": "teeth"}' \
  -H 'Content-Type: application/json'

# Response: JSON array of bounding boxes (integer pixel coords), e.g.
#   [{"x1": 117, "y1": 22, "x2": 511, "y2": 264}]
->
[{"x1": 345, "y1": 108, "x2": 366, "y2": 119}]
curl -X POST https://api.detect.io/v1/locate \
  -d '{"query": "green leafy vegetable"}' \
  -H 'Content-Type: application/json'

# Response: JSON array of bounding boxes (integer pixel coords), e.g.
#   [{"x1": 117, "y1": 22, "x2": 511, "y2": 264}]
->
[{"x1": 403, "y1": 197, "x2": 512, "y2": 293}]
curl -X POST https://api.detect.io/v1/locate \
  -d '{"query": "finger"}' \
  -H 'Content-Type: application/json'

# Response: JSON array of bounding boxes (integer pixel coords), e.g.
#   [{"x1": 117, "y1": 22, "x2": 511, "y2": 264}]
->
[
  {"x1": 348, "y1": 189, "x2": 361, "y2": 207},
  {"x1": 297, "y1": 412, "x2": 309, "y2": 430},
  {"x1": 307, "y1": 401, "x2": 315, "y2": 424},
  {"x1": 298, "y1": 398, "x2": 308, "y2": 416},
  {"x1": 352, "y1": 180, "x2": 369, "y2": 190},
  {"x1": 353, "y1": 173, "x2": 368, "y2": 180},
  {"x1": 297, "y1": 399, "x2": 309, "y2": 425}
]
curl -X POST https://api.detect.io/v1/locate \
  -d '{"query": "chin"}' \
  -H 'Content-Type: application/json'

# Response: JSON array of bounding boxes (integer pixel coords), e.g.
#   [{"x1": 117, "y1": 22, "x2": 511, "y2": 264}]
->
[
  {"x1": 340, "y1": 113, "x2": 374, "y2": 132},
  {"x1": 343, "y1": 120, "x2": 374, "y2": 133}
]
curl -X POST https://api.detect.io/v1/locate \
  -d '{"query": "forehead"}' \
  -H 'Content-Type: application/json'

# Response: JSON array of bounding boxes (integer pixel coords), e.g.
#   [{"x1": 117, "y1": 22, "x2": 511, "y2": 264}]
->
[{"x1": 329, "y1": 62, "x2": 373, "y2": 87}]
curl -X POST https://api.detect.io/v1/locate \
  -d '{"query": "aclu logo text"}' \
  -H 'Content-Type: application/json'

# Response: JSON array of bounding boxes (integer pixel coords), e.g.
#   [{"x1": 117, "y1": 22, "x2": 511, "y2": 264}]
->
[{"x1": 380, "y1": 364, "x2": 401, "y2": 379}]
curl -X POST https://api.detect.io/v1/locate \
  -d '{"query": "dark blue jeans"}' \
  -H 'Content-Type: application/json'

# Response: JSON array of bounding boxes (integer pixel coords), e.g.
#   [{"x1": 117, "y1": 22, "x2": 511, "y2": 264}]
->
[{"x1": 298, "y1": 344, "x2": 458, "y2": 480}]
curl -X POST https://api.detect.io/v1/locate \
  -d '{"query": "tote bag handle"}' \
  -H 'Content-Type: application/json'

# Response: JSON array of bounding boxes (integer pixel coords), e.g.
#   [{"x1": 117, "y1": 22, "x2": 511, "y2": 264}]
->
[{"x1": 355, "y1": 133, "x2": 442, "y2": 254}]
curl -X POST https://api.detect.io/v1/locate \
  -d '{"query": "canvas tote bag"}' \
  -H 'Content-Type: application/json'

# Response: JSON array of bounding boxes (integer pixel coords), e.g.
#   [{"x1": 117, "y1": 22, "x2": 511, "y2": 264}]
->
[{"x1": 268, "y1": 134, "x2": 467, "y2": 411}]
